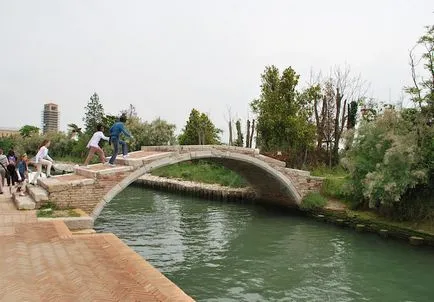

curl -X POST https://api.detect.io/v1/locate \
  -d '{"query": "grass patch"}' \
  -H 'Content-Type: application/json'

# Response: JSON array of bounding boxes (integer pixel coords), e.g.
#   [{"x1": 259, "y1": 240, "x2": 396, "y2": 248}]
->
[
  {"x1": 37, "y1": 201, "x2": 81, "y2": 218},
  {"x1": 151, "y1": 160, "x2": 248, "y2": 188},
  {"x1": 322, "y1": 176, "x2": 350, "y2": 200},
  {"x1": 301, "y1": 192, "x2": 328, "y2": 210},
  {"x1": 347, "y1": 209, "x2": 434, "y2": 235},
  {"x1": 311, "y1": 165, "x2": 352, "y2": 202},
  {"x1": 54, "y1": 156, "x2": 83, "y2": 164},
  {"x1": 311, "y1": 165, "x2": 348, "y2": 178}
]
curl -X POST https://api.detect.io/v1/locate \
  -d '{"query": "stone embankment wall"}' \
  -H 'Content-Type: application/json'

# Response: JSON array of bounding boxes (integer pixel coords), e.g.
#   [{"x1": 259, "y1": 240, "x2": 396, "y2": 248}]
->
[{"x1": 134, "y1": 174, "x2": 257, "y2": 202}]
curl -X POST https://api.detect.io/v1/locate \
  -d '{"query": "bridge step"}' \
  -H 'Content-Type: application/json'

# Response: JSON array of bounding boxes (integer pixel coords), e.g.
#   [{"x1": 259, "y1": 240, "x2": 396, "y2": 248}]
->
[
  {"x1": 13, "y1": 193, "x2": 36, "y2": 210},
  {"x1": 75, "y1": 164, "x2": 133, "y2": 178},
  {"x1": 27, "y1": 185, "x2": 49, "y2": 206},
  {"x1": 38, "y1": 174, "x2": 95, "y2": 191}
]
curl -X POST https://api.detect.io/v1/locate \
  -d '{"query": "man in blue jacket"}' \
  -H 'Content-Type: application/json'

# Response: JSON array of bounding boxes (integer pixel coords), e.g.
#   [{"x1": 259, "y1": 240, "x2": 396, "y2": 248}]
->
[{"x1": 108, "y1": 114, "x2": 133, "y2": 166}]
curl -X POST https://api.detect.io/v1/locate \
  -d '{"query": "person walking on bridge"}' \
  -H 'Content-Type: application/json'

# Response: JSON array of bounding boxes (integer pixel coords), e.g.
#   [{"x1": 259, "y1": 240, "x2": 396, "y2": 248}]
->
[
  {"x1": 108, "y1": 114, "x2": 133, "y2": 166},
  {"x1": 84, "y1": 124, "x2": 109, "y2": 166}
]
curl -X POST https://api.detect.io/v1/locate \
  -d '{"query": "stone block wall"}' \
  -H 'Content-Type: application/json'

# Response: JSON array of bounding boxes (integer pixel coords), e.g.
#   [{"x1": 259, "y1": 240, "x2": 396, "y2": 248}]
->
[{"x1": 41, "y1": 171, "x2": 132, "y2": 214}]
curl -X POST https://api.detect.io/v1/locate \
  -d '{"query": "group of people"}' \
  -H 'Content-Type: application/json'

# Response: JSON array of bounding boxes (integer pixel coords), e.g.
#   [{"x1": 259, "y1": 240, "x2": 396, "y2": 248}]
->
[
  {"x1": 0, "y1": 115, "x2": 133, "y2": 196},
  {"x1": 0, "y1": 139, "x2": 55, "y2": 195},
  {"x1": 84, "y1": 114, "x2": 133, "y2": 167}
]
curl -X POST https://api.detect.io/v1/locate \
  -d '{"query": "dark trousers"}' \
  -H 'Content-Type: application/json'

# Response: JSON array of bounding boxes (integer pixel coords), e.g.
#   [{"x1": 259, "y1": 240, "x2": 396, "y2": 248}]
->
[
  {"x1": 6, "y1": 165, "x2": 16, "y2": 186},
  {"x1": 109, "y1": 137, "x2": 128, "y2": 164}
]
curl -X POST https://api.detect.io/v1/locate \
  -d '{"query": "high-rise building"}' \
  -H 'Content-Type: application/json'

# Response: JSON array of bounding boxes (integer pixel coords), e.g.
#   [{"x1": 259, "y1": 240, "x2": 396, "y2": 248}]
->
[{"x1": 42, "y1": 103, "x2": 59, "y2": 134}]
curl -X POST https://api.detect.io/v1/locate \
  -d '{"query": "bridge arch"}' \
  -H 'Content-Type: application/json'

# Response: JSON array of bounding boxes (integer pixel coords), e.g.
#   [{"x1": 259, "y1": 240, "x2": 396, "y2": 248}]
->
[{"x1": 91, "y1": 150, "x2": 302, "y2": 220}]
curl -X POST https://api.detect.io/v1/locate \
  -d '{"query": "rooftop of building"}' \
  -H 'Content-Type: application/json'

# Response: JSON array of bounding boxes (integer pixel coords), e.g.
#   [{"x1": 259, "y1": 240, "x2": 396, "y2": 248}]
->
[{"x1": 0, "y1": 127, "x2": 20, "y2": 131}]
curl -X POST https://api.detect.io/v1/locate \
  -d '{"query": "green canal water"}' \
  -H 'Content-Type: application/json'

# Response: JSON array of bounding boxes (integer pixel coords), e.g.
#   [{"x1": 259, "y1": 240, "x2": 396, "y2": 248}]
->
[{"x1": 94, "y1": 186, "x2": 434, "y2": 302}]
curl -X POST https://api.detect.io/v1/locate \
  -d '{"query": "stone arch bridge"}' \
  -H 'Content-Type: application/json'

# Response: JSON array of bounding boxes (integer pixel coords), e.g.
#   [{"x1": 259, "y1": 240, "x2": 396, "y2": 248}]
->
[{"x1": 26, "y1": 145, "x2": 323, "y2": 220}]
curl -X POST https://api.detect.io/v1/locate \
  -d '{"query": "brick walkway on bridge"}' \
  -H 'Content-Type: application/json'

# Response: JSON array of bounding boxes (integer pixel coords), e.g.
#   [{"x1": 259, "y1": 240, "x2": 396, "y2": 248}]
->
[{"x1": 0, "y1": 190, "x2": 194, "y2": 302}]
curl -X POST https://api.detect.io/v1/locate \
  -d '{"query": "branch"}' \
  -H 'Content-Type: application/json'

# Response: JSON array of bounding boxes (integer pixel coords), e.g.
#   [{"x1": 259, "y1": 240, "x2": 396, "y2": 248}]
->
[{"x1": 409, "y1": 46, "x2": 423, "y2": 108}]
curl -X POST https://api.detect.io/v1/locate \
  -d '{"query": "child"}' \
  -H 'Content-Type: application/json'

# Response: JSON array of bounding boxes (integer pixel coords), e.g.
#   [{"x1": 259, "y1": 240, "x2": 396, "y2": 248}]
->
[
  {"x1": 84, "y1": 124, "x2": 110, "y2": 166},
  {"x1": 30, "y1": 139, "x2": 54, "y2": 184},
  {"x1": 16, "y1": 153, "x2": 28, "y2": 196}
]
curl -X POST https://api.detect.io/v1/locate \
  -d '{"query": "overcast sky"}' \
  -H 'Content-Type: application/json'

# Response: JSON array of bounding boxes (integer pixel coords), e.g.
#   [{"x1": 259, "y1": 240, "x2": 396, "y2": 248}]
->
[{"x1": 0, "y1": 0, "x2": 432, "y2": 139}]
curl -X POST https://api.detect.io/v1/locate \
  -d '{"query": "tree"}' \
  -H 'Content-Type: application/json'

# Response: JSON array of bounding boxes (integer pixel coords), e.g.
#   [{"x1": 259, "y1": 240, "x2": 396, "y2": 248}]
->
[
  {"x1": 234, "y1": 119, "x2": 243, "y2": 147},
  {"x1": 120, "y1": 104, "x2": 138, "y2": 119},
  {"x1": 404, "y1": 24, "x2": 434, "y2": 207},
  {"x1": 178, "y1": 109, "x2": 222, "y2": 145},
  {"x1": 125, "y1": 116, "x2": 176, "y2": 149},
  {"x1": 245, "y1": 119, "x2": 250, "y2": 148},
  {"x1": 101, "y1": 114, "x2": 117, "y2": 133},
  {"x1": 146, "y1": 118, "x2": 177, "y2": 146},
  {"x1": 19, "y1": 125, "x2": 39, "y2": 137},
  {"x1": 67, "y1": 123, "x2": 82, "y2": 134},
  {"x1": 83, "y1": 93, "x2": 104, "y2": 134},
  {"x1": 224, "y1": 106, "x2": 234, "y2": 146},
  {"x1": 304, "y1": 66, "x2": 368, "y2": 166},
  {"x1": 406, "y1": 24, "x2": 434, "y2": 113},
  {"x1": 250, "y1": 65, "x2": 315, "y2": 161}
]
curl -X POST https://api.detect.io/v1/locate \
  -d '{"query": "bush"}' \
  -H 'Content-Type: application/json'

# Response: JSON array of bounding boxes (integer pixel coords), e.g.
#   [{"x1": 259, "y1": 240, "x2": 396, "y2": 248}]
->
[
  {"x1": 343, "y1": 109, "x2": 431, "y2": 216},
  {"x1": 300, "y1": 192, "x2": 328, "y2": 210}
]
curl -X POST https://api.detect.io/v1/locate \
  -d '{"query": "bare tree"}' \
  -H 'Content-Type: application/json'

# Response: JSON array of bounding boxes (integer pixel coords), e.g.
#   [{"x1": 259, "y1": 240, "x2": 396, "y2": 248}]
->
[
  {"x1": 224, "y1": 106, "x2": 234, "y2": 145},
  {"x1": 331, "y1": 64, "x2": 369, "y2": 164},
  {"x1": 307, "y1": 65, "x2": 368, "y2": 166}
]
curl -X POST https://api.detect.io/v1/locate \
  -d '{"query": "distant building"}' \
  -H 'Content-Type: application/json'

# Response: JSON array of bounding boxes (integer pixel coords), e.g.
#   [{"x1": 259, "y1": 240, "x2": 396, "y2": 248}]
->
[
  {"x1": 0, "y1": 127, "x2": 19, "y2": 138},
  {"x1": 42, "y1": 103, "x2": 59, "y2": 134}
]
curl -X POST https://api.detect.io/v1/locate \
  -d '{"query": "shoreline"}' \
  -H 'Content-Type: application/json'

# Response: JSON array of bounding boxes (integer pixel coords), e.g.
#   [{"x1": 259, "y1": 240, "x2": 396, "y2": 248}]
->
[{"x1": 134, "y1": 174, "x2": 434, "y2": 248}]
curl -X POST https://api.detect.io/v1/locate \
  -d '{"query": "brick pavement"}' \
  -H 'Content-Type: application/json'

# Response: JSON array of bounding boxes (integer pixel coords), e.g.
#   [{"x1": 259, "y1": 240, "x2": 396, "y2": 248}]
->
[{"x1": 0, "y1": 192, "x2": 195, "y2": 302}]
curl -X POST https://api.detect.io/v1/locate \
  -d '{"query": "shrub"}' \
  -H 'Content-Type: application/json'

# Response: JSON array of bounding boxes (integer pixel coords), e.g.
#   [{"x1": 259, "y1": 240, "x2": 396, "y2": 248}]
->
[
  {"x1": 300, "y1": 192, "x2": 327, "y2": 210},
  {"x1": 343, "y1": 109, "x2": 430, "y2": 215}
]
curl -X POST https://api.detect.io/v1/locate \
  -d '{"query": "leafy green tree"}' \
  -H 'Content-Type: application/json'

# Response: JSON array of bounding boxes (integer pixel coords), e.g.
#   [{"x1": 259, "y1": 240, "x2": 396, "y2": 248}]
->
[
  {"x1": 251, "y1": 65, "x2": 315, "y2": 157},
  {"x1": 125, "y1": 117, "x2": 176, "y2": 149},
  {"x1": 83, "y1": 93, "x2": 104, "y2": 134},
  {"x1": 178, "y1": 109, "x2": 221, "y2": 145},
  {"x1": 101, "y1": 114, "x2": 117, "y2": 134},
  {"x1": 19, "y1": 125, "x2": 40, "y2": 137},
  {"x1": 0, "y1": 137, "x2": 15, "y2": 153},
  {"x1": 146, "y1": 118, "x2": 176, "y2": 146}
]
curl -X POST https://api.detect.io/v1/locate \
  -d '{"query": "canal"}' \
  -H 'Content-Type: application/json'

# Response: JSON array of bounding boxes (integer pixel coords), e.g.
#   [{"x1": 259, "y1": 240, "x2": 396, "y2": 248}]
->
[{"x1": 94, "y1": 186, "x2": 434, "y2": 302}]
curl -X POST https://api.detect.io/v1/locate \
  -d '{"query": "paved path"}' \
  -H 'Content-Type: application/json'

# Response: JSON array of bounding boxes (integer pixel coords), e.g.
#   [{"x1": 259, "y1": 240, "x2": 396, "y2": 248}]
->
[{"x1": 0, "y1": 190, "x2": 194, "y2": 302}]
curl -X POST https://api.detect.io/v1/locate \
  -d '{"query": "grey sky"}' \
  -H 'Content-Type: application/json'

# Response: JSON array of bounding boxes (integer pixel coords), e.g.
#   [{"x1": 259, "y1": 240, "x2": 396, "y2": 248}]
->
[{"x1": 0, "y1": 0, "x2": 432, "y2": 139}]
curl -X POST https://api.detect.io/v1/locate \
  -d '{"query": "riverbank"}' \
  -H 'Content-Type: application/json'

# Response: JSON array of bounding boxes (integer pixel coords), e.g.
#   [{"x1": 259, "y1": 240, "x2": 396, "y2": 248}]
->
[
  {"x1": 134, "y1": 174, "x2": 256, "y2": 202},
  {"x1": 136, "y1": 174, "x2": 434, "y2": 247},
  {"x1": 0, "y1": 188, "x2": 195, "y2": 301}
]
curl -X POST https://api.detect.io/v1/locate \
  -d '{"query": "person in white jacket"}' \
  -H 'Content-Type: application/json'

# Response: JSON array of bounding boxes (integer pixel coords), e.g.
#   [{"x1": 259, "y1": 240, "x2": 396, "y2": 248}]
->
[
  {"x1": 30, "y1": 139, "x2": 54, "y2": 184},
  {"x1": 83, "y1": 124, "x2": 110, "y2": 166}
]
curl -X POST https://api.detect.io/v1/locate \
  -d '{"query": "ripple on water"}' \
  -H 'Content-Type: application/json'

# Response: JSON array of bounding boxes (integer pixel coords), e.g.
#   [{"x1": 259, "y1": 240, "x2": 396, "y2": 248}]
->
[{"x1": 95, "y1": 187, "x2": 434, "y2": 302}]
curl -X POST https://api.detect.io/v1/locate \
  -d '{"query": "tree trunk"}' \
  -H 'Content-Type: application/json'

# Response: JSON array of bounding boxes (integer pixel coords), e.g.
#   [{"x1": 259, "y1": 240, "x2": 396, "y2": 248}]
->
[
  {"x1": 250, "y1": 119, "x2": 255, "y2": 148},
  {"x1": 228, "y1": 120, "x2": 233, "y2": 146},
  {"x1": 246, "y1": 119, "x2": 251, "y2": 148},
  {"x1": 333, "y1": 88, "x2": 343, "y2": 165}
]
